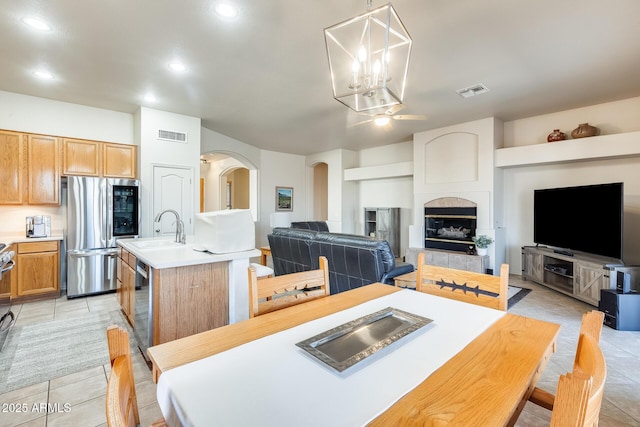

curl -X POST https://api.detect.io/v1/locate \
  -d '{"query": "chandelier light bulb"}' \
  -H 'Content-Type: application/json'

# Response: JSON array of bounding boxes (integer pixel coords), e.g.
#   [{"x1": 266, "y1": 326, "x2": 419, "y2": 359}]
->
[
  {"x1": 373, "y1": 59, "x2": 381, "y2": 85},
  {"x1": 358, "y1": 46, "x2": 367, "y2": 63},
  {"x1": 352, "y1": 59, "x2": 360, "y2": 74}
]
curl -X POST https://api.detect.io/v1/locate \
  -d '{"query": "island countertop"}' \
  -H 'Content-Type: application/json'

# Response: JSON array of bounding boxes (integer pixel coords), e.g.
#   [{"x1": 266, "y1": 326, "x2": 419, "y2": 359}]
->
[{"x1": 117, "y1": 236, "x2": 260, "y2": 269}]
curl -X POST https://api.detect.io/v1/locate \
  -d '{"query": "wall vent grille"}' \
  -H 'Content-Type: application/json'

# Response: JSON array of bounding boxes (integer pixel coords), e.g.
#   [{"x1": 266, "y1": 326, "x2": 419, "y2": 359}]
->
[{"x1": 157, "y1": 129, "x2": 187, "y2": 143}]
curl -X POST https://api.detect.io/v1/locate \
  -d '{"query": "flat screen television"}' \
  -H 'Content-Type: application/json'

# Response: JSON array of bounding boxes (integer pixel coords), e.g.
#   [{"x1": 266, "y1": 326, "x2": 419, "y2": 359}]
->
[{"x1": 533, "y1": 182, "x2": 623, "y2": 260}]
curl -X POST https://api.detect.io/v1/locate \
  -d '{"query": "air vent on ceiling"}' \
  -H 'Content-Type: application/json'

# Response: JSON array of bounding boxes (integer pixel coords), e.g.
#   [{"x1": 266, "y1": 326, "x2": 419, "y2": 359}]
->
[
  {"x1": 456, "y1": 83, "x2": 490, "y2": 99},
  {"x1": 157, "y1": 129, "x2": 187, "y2": 143}
]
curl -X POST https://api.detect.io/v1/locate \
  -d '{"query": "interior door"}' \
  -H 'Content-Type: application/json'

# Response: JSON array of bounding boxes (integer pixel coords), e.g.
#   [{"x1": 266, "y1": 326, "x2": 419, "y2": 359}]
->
[{"x1": 152, "y1": 165, "x2": 193, "y2": 237}]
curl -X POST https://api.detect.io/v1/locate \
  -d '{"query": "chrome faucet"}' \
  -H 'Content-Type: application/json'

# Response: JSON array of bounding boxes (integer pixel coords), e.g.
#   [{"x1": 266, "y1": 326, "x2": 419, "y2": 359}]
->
[{"x1": 154, "y1": 209, "x2": 186, "y2": 244}]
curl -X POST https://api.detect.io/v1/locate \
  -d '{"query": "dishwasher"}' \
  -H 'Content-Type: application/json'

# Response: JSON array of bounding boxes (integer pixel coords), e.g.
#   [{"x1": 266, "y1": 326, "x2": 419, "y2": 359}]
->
[{"x1": 133, "y1": 259, "x2": 153, "y2": 360}]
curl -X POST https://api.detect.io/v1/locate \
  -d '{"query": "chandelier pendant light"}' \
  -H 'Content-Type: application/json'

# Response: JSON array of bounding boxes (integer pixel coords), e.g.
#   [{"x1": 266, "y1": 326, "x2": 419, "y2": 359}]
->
[{"x1": 324, "y1": 1, "x2": 412, "y2": 113}]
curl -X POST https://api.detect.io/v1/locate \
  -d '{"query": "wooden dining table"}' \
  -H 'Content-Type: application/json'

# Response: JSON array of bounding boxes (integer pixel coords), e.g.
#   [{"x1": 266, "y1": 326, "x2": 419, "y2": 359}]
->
[{"x1": 148, "y1": 283, "x2": 560, "y2": 426}]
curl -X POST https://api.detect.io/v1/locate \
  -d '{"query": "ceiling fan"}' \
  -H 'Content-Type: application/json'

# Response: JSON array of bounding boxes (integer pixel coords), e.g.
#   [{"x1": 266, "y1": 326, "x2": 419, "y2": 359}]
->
[{"x1": 352, "y1": 104, "x2": 427, "y2": 127}]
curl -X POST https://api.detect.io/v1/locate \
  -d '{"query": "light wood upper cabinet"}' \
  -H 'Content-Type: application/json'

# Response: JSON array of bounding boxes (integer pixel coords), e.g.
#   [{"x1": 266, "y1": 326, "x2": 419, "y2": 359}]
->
[
  {"x1": 62, "y1": 138, "x2": 137, "y2": 178},
  {"x1": 103, "y1": 143, "x2": 136, "y2": 178},
  {"x1": 62, "y1": 138, "x2": 101, "y2": 176},
  {"x1": 0, "y1": 130, "x2": 24, "y2": 204},
  {"x1": 26, "y1": 134, "x2": 60, "y2": 205}
]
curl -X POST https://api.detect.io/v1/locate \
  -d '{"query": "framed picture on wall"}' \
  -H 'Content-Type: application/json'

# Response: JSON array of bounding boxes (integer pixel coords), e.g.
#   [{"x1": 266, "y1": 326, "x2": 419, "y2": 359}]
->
[{"x1": 276, "y1": 186, "x2": 293, "y2": 211}]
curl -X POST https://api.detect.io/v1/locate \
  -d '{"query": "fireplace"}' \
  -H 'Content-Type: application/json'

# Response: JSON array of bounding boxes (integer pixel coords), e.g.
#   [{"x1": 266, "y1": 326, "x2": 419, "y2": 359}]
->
[{"x1": 424, "y1": 199, "x2": 477, "y2": 253}]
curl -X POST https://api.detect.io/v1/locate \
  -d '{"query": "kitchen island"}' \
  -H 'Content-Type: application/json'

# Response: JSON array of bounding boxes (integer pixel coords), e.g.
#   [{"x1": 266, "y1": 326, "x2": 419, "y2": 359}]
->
[{"x1": 117, "y1": 236, "x2": 259, "y2": 354}]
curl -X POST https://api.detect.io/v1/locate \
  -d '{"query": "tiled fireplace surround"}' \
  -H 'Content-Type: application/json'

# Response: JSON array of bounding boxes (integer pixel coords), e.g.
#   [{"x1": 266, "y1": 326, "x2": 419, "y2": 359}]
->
[{"x1": 409, "y1": 117, "x2": 505, "y2": 273}]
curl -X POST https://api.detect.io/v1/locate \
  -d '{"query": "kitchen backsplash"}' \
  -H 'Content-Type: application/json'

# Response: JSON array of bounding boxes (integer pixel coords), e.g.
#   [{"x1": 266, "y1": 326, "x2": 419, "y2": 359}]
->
[{"x1": 0, "y1": 205, "x2": 65, "y2": 236}]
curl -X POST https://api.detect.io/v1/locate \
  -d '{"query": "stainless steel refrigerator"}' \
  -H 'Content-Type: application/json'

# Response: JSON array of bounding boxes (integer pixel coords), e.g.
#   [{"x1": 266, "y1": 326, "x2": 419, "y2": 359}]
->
[{"x1": 66, "y1": 176, "x2": 139, "y2": 298}]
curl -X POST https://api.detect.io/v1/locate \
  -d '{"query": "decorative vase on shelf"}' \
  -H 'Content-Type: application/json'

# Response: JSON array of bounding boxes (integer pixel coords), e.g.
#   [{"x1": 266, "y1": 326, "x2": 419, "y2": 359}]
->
[
  {"x1": 547, "y1": 129, "x2": 566, "y2": 142},
  {"x1": 476, "y1": 247, "x2": 488, "y2": 256},
  {"x1": 571, "y1": 123, "x2": 598, "y2": 139}
]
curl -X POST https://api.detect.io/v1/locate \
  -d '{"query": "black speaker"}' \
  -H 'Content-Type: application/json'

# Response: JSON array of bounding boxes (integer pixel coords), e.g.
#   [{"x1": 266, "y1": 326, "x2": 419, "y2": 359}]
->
[
  {"x1": 599, "y1": 289, "x2": 640, "y2": 331},
  {"x1": 617, "y1": 271, "x2": 631, "y2": 293}
]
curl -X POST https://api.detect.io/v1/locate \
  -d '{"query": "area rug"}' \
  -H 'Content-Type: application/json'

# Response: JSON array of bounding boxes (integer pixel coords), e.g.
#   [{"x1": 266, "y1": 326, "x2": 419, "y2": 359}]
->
[
  {"x1": 508, "y1": 285, "x2": 532, "y2": 309},
  {"x1": 0, "y1": 310, "x2": 131, "y2": 395}
]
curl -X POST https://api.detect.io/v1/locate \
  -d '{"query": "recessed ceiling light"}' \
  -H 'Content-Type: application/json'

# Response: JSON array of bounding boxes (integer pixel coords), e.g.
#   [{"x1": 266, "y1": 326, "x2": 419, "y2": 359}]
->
[
  {"x1": 144, "y1": 94, "x2": 157, "y2": 102},
  {"x1": 22, "y1": 17, "x2": 52, "y2": 31},
  {"x1": 168, "y1": 62, "x2": 187, "y2": 72},
  {"x1": 214, "y1": 3, "x2": 238, "y2": 18},
  {"x1": 33, "y1": 70, "x2": 54, "y2": 80}
]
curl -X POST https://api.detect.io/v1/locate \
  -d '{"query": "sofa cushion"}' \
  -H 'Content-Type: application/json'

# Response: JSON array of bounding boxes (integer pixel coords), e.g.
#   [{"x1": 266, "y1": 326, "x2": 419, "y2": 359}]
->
[
  {"x1": 311, "y1": 232, "x2": 391, "y2": 294},
  {"x1": 290, "y1": 221, "x2": 329, "y2": 232},
  {"x1": 268, "y1": 228, "x2": 317, "y2": 275},
  {"x1": 267, "y1": 227, "x2": 413, "y2": 295}
]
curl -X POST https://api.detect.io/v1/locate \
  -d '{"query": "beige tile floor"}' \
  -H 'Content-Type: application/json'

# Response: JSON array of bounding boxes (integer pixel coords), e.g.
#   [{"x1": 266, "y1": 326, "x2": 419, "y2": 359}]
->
[
  {"x1": 1, "y1": 276, "x2": 639, "y2": 426},
  {"x1": 0, "y1": 292, "x2": 163, "y2": 427}
]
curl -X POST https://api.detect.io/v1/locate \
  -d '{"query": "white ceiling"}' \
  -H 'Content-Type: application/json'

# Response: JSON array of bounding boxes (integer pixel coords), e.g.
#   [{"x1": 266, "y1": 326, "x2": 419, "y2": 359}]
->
[{"x1": 3, "y1": 0, "x2": 640, "y2": 156}]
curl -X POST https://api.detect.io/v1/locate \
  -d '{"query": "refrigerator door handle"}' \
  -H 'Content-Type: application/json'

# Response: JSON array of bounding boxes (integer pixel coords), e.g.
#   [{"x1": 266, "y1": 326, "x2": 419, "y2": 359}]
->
[
  {"x1": 68, "y1": 248, "x2": 120, "y2": 257},
  {"x1": 106, "y1": 180, "x2": 114, "y2": 247},
  {"x1": 106, "y1": 252, "x2": 116, "y2": 281}
]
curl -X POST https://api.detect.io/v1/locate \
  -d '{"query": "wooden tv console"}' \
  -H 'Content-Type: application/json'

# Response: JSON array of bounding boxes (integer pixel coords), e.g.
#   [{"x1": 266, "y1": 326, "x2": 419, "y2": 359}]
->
[{"x1": 521, "y1": 246, "x2": 620, "y2": 306}]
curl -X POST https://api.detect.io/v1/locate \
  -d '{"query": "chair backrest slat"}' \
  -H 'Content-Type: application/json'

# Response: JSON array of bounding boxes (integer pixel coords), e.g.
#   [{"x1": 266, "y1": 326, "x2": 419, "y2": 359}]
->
[
  {"x1": 248, "y1": 256, "x2": 330, "y2": 317},
  {"x1": 550, "y1": 372, "x2": 592, "y2": 427},
  {"x1": 574, "y1": 333, "x2": 607, "y2": 426},
  {"x1": 415, "y1": 253, "x2": 509, "y2": 311},
  {"x1": 106, "y1": 326, "x2": 140, "y2": 427}
]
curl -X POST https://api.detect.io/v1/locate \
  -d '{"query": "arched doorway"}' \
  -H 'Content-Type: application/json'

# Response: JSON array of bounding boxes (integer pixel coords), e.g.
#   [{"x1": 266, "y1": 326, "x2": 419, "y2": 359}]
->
[
  {"x1": 312, "y1": 162, "x2": 328, "y2": 220},
  {"x1": 222, "y1": 167, "x2": 250, "y2": 209},
  {"x1": 200, "y1": 152, "x2": 258, "y2": 220}
]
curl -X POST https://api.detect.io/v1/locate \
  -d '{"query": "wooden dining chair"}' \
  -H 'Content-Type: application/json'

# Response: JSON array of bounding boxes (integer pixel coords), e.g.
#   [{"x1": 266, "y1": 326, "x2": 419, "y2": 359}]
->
[
  {"x1": 248, "y1": 256, "x2": 330, "y2": 318},
  {"x1": 415, "y1": 252, "x2": 509, "y2": 311},
  {"x1": 528, "y1": 310, "x2": 605, "y2": 411},
  {"x1": 106, "y1": 325, "x2": 167, "y2": 427},
  {"x1": 548, "y1": 333, "x2": 607, "y2": 427}
]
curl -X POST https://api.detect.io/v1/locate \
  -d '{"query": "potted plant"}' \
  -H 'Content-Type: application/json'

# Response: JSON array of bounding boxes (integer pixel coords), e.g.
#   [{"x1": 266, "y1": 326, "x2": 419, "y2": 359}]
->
[{"x1": 472, "y1": 235, "x2": 494, "y2": 256}]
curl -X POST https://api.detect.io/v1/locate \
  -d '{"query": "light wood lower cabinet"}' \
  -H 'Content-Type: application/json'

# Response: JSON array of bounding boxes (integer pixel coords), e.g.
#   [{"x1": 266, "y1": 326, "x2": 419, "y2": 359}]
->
[
  {"x1": 16, "y1": 241, "x2": 60, "y2": 298},
  {"x1": 522, "y1": 246, "x2": 615, "y2": 306},
  {"x1": 153, "y1": 261, "x2": 229, "y2": 345},
  {"x1": 117, "y1": 248, "x2": 136, "y2": 327}
]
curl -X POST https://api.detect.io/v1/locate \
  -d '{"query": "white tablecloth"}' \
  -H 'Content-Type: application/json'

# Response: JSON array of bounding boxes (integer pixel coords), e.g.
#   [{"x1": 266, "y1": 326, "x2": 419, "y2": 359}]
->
[{"x1": 156, "y1": 289, "x2": 505, "y2": 427}]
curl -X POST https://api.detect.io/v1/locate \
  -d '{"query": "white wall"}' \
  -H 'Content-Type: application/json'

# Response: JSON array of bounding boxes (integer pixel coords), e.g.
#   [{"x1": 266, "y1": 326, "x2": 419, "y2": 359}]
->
[
  {"x1": 137, "y1": 107, "x2": 201, "y2": 237},
  {"x1": 412, "y1": 117, "x2": 504, "y2": 271},
  {"x1": 504, "y1": 96, "x2": 640, "y2": 147},
  {"x1": 354, "y1": 141, "x2": 414, "y2": 257},
  {"x1": 0, "y1": 91, "x2": 134, "y2": 235},
  {"x1": 0, "y1": 90, "x2": 134, "y2": 144},
  {"x1": 306, "y1": 149, "x2": 358, "y2": 233},
  {"x1": 503, "y1": 97, "x2": 640, "y2": 272},
  {"x1": 257, "y1": 150, "x2": 307, "y2": 247}
]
